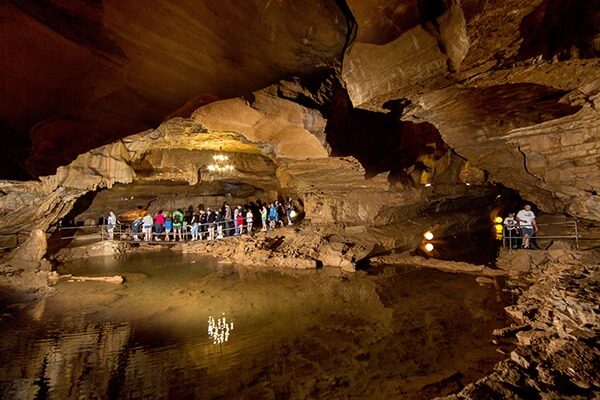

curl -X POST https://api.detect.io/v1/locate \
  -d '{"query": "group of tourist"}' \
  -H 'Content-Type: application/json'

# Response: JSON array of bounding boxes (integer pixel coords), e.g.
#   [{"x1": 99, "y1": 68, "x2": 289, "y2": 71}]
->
[
  {"x1": 110, "y1": 199, "x2": 296, "y2": 242},
  {"x1": 502, "y1": 204, "x2": 538, "y2": 249}
]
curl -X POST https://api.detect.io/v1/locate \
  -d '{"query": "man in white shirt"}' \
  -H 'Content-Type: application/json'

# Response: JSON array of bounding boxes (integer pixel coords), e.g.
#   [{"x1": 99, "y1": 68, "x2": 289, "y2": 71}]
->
[{"x1": 516, "y1": 204, "x2": 538, "y2": 249}]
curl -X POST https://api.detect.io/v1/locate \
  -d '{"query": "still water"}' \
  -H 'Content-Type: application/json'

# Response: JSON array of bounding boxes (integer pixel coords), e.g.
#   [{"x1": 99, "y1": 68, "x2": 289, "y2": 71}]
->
[{"x1": 0, "y1": 252, "x2": 508, "y2": 399}]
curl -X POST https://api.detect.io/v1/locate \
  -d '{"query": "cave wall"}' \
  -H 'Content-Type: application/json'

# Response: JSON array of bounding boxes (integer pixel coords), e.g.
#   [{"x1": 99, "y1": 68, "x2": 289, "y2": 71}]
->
[{"x1": 341, "y1": 0, "x2": 600, "y2": 221}]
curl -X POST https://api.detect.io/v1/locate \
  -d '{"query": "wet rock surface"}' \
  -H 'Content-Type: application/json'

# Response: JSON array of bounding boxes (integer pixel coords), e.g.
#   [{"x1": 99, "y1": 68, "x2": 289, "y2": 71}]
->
[{"x1": 439, "y1": 247, "x2": 600, "y2": 399}]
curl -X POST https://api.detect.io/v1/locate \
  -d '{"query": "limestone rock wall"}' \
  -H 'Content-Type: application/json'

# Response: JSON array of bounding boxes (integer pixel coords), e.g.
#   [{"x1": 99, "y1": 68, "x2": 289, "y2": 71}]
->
[{"x1": 341, "y1": 0, "x2": 600, "y2": 221}]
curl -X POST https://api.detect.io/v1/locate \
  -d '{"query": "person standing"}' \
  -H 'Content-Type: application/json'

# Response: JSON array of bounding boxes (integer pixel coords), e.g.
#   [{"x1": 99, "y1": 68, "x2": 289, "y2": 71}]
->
[
  {"x1": 286, "y1": 197, "x2": 294, "y2": 226},
  {"x1": 107, "y1": 211, "x2": 118, "y2": 240},
  {"x1": 236, "y1": 207, "x2": 244, "y2": 235},
  {"x1": 268, "y1": 203, "x2": 278, "y2": 229},
  {"x1": 233, "y1": 206, "x2": 240, "y2": 235},
  {"x1": 516, "y1": 204, "x2": 538, "y2": 249},
  {"x1": 199, "y1": 209, "x2": 207, "y2": 240},
  {"x1": 172, "y1": 209, "x2": 184, "y2": 241},
  {"x1": 216, "y1": 210, "x2": 224, "y2": 239},
  {"x1": 190, "y1": 208, "x2": 200, "y2": 241},
  {"x1": 261, "y1": 205, "x2": 268, "y2": 231},
  {"x1": 131, "y1": 216, "x2": 143, "y2": 241},
  {"x1": 164, "y1": 214, "x2": 173, "y2": 241},
  {"x1": 246, "y1": 208, "x2": 253, "y2": 234},
  {"x1": 142, "y1": 212, "x2": 154, "y2": 242},
  {"x1": 207, "y1": 207, "x2": 216, "y2": 240},
  {"x1": 154, "y1": 210, "x2": 165, "y2": 241},
  {"x1": 223, "y1": 202, "x2": 232, "y2": 236},
  {"x1": 503, "y1": 213, "x2": 520, "y2": 249}
]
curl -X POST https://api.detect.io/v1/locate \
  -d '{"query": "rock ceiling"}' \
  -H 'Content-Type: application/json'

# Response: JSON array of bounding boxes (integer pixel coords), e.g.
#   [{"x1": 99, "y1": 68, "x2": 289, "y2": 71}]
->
[{"x1": 1, "y1": 0, "x2": 599, "y2": 221}]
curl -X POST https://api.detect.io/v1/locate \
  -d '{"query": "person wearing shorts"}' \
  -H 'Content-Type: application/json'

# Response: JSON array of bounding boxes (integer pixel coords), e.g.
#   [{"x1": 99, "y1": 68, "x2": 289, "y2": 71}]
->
[
  {"x1": 142, "y1": 212, "x2": 153, "y2": 242},
  {"x1": 516, "y1": 204, "x2": 537, "y2": 249}
]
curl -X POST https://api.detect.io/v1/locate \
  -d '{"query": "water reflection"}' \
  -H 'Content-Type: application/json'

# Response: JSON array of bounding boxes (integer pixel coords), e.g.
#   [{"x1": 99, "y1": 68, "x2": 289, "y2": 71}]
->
[{"x1": 0, "y1": 252, "x2": 508, "y2": 399}]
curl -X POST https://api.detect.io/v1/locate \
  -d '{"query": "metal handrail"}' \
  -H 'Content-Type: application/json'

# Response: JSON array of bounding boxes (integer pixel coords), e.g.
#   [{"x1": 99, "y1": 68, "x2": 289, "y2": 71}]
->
[{"x1": 501, "y1": 220, "x2": 580, "y2": 249}]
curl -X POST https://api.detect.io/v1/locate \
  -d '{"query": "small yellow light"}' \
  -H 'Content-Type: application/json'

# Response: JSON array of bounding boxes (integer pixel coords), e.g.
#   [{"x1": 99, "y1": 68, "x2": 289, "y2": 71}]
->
[
  {"x1": 495, "y1": 224, "x2": 503, "y2": 232},
  {"x1": 423, "y1": 231, "x2": 434, "y2": 240},
  {"x1": 494, "y1": 217, "x2": 503, "y2": 223},
  {"x1": 424, "y1": 243, "x2": 434, "y2": 252}
]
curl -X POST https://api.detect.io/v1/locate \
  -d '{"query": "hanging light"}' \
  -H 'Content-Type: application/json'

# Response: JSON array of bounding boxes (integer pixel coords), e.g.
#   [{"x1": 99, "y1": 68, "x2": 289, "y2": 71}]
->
[
  {"x1": 423, "y1": 231, "x2": 434, "y2": 240},
  {"x1": 207, "y1": 152, "x2": 235, "y2": 175}
]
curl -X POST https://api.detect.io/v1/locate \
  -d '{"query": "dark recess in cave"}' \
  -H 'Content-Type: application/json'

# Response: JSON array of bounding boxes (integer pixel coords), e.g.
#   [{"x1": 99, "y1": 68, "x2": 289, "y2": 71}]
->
[
  {"x1": 517, "y1": 0, "x2": 600, "y2": 61},
  {"x1": 324, "y1": 85, "x2": 447, "y2": 181}
]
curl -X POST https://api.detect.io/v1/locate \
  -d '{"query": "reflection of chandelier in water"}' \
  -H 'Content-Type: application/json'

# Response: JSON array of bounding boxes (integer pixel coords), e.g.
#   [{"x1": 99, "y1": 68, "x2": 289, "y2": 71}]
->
[
  {"x1": 207, "y1": 154, "x2": 235, "y2": 174},
  {"x1": 208, "y1": 313, "x2": 234, "y2": 349}
]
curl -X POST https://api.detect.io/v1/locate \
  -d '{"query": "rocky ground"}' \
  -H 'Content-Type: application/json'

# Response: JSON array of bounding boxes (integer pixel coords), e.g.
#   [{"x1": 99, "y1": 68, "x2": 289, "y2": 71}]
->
[{"x1": 438, "y1": 246, "x2": 600, "y2": 399}]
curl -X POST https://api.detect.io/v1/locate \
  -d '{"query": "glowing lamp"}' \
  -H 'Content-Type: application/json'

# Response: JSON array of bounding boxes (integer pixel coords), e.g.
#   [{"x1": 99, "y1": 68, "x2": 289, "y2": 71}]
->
[
  {"x1": 424, "y1": 243, "x2": 434, "y2": 252},
  {"x1": 424, "y1": 183, "x2": 432, "y2": 187},
  {"x1": 423, "y1": 231, "x2": 434, "y2": 240},
  {"x1": 494, "y1": 216, "x2": 503, "y2": 223},
  {"x1": 495, "y1": 224, "x2": 503, "y2": 232},
  {"x1": 290, "y1": 210, "x2": 297, "y2": 218}
]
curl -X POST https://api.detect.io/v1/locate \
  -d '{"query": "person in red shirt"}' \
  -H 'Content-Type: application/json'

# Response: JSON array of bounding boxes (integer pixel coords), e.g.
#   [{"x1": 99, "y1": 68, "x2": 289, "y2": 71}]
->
[
  {"x1": 236, "y1": 207, "x2": 244, "y2": 234},
  {"x1": 154, "y1": 210, "x2": 165, "y2": 241}
]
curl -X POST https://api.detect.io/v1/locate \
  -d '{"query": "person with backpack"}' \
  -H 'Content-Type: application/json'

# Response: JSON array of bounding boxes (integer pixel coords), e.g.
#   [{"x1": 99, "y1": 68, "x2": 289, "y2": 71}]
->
[
  {"x1": 268, "y1": 203, "x2": 278, "y2": 230},
  {"x1": 172, "y1": 209, "x2": 184, "y2": 241},
  {"x1": 276, "y1": 202, "x2": 286, "y2": 228},
  {"x1": 131, "y1": 216, "x2": 143, "y2": 241}
]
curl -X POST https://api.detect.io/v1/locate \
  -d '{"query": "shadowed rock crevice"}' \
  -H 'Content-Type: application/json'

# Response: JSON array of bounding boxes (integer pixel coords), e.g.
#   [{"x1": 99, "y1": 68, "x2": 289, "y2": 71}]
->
[{"x1": 517, "y1": 0, "x2": 600, "y2": 61}]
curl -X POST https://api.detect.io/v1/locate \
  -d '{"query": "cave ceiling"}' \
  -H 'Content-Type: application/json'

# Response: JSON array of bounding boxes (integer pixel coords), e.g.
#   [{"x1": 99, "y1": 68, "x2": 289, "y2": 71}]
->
[
  {"x1": 0, "y1": 0, "x2": 347, "y2": 176},
  {"x1": 1, "y1": 0, "x2": 599, "y2": 221}
]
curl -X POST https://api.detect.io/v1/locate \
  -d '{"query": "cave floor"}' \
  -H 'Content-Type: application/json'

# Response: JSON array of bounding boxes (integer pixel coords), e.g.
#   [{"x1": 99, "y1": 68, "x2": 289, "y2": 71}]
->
[{"x1": 0, "y1": 252, "x2": 510, "y2": 399}]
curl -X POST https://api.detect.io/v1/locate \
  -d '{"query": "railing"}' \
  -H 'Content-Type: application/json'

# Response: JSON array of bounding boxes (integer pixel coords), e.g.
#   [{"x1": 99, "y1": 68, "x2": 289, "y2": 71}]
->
[
  {"x1": 502, "y1": 220, "x2": 580, "y2": 249},
  {"x1": 100, "y1": 216, "x2": 282, "y2": 243},
  {"x1": 0, "y1": 215, "x2": 288, "y2": 250}
]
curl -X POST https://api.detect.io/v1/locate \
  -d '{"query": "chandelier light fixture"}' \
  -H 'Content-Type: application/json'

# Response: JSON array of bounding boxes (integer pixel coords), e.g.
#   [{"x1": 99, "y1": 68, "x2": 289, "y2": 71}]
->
[{"x1": 207, "y1": 153, "x2": 235, "y2": 173}]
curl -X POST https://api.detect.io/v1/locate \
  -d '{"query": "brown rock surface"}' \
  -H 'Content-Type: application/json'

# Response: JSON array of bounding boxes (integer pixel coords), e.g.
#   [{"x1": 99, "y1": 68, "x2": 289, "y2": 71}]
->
[
  {"x1": 1, "y1": 0, "x2": 348, "y2": 176},
  {"x1": 438, "y1": 248, "x2": 600, "y2": 399}
]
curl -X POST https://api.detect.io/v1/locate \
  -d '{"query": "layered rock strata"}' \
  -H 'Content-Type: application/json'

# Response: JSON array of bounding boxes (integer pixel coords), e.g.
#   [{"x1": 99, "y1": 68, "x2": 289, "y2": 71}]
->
[{"x1": 439, "y1": 247, "x2": 600, "y2": 399}]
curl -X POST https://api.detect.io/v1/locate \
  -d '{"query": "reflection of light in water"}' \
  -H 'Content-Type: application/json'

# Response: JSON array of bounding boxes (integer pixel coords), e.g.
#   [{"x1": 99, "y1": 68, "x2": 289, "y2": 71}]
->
[
  {"x1": 423, "y1": 231, "x2": 434, "y2": 240},
  {"x1": 424, "y1": 243, "x2": 434, "y2": 252},
  {"x1": 208, "y1": 313, "x2": 234, "y2": 346}
]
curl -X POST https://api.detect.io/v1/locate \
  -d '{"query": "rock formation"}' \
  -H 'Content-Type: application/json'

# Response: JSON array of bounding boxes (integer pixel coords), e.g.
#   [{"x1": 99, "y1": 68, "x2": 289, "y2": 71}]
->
[{"x1": 0, "y1": 1, "x2": 599, "y2": 398}]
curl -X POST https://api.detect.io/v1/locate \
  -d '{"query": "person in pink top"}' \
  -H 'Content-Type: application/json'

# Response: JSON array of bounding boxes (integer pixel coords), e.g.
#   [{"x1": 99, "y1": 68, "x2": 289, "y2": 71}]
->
[{"x1": 154, "y1": 210, "x2": 165, "y2": 241}]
